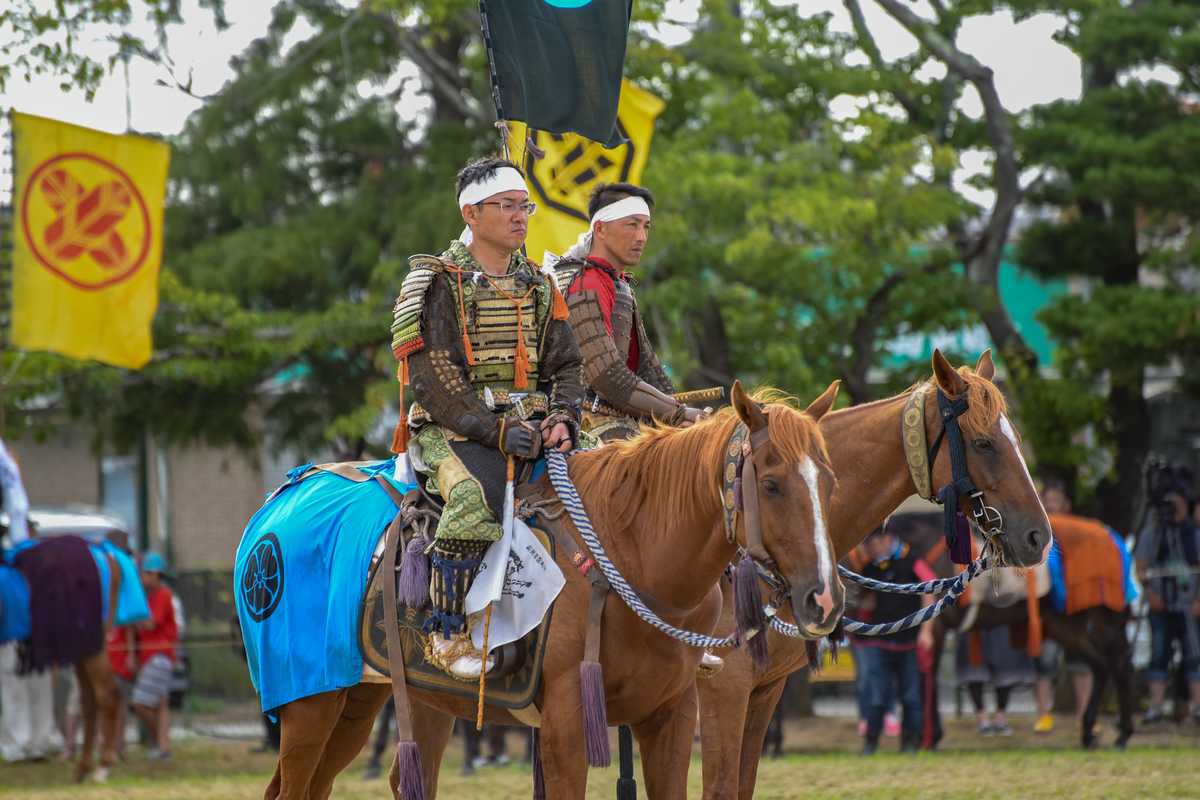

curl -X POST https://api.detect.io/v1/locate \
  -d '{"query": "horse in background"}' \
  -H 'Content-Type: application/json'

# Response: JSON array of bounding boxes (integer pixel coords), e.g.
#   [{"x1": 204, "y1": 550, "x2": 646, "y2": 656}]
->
[
  {"x1": 922, "y1": 512, "x2": 1136, "y2": 749},
  {"x1": 697, "y1": 350, "x2": 1053, "y2": 799},
  {"x1": 1, "y1": 532, "x2": 146, "y2": 781}
]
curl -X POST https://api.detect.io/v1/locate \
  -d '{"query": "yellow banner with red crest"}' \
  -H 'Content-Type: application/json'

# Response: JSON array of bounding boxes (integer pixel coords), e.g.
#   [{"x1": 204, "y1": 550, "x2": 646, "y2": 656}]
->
[{"x1": 10, "y1": 112, "x2": 169, "y2": 369}]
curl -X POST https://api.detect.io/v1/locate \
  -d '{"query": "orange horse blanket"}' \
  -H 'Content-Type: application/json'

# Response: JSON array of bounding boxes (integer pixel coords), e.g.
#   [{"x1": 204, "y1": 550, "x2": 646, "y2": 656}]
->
[{"x1": 1050, "y1": 513, "x2": 1126, "y2": 615}]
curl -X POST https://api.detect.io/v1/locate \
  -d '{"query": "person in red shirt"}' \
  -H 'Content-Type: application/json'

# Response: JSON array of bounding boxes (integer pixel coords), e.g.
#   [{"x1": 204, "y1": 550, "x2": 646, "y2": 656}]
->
[
  {"x1": 130, "y1": 553, "x2": 177, "y2": 760},
  {"x1": 554, "y1": 183, "x2": 708, "y2": 442}
]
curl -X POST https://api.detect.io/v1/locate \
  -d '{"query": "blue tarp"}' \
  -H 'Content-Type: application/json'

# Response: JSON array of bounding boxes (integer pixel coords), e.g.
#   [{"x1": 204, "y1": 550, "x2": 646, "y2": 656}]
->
[{"x1": 234, "y1": 459, "x2": 412, "y2": 714}]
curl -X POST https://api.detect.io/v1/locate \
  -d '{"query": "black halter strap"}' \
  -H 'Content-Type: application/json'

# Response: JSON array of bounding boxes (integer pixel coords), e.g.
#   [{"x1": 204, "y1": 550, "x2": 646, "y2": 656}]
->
[{"x1": 926, "y1": 389, "x2": 982, "y2": 564}]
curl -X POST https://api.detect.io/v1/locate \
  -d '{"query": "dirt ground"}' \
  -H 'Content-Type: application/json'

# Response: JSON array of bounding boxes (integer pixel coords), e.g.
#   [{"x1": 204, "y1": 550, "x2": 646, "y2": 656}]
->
[{"x1": 5, "y1": 713, "x2": 1199, "y2": 799}]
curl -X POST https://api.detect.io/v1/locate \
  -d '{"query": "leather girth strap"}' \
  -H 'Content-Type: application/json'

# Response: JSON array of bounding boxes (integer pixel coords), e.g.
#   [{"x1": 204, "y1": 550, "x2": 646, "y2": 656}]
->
[
  {"x1": 539, "y1": 500, "x2": 611, "y2": 662},
  {"x1": 373, "y1": 476, "x2": 417, "y2": 743}
]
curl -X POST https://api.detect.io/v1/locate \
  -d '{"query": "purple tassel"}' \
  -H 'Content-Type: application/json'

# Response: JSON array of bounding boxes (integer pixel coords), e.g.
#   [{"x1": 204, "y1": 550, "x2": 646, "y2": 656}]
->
[
  {"x1": 532, "y1": 729, "x2": 546, "y2": 800},
  {"x1": 398, "y1": 536, "x2": 430, "y2": 608},
  {"x1": 392, "y1": 740, "x2": 424, "y2": 800},
  {"x1": 733, "y1": 554, "x2": 769, "y2": 671},
  {"x1": 580, "y1": 661, "x2": 611, "y2": 767},
  {"x1": 805, "y1": 640, "x2": 820, "y2": 675}
]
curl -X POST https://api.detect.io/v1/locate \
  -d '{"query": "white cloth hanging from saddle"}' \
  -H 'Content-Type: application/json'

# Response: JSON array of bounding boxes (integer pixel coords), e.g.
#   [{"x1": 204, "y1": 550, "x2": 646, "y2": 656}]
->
[
  {"x1": 0, "y1": 440, "x2": 30, "y2": 544},
  {"x1": 465, "y1": 480, "x2": 564, "y2": 656}
]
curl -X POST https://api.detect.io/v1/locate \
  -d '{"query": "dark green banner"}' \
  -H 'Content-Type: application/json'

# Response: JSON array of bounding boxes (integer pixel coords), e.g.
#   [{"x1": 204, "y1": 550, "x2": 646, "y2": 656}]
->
[{"x1": 482, "y1": 0, "x2": 632, "y2": 147}]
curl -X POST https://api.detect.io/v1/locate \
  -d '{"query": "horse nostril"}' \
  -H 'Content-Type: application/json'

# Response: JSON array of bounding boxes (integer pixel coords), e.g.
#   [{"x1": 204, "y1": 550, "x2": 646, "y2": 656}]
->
[
  {"x1": 1027, "y1": 529, "x2": 1043, "y2": 552},
  {"x1": 804, "y1": 589, "x2": 823, "y2": 623}
]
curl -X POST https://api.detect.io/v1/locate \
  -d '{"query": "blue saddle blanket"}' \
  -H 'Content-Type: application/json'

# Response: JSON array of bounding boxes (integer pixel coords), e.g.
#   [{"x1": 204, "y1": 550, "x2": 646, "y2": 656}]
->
[
  {"x1": 0, "y1": 539, "x2": 148, "y2": 644},
  {"x1": 235, "y1": 459, "x2": 413, "y2": 714}
]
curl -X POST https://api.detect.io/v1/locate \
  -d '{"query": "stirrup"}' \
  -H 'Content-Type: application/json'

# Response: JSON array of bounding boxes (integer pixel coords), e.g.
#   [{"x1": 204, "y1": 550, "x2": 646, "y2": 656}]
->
[
  {"x1": 425, "y1": 632, "x2": 495, "y2": 682},
  {"x1": 697, "y1": 650, "x2": 725, "y2": 678}
]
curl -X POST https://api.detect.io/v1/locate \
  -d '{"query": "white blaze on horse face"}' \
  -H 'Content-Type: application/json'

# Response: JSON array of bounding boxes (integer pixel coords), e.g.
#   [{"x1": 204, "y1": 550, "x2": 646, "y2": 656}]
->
[
  {"x1": 798, "y1": 457, "x2": 835, "y2": 614},
  {"x1": 999, "y1": 415, "x2": 1053, "y2": 558}
]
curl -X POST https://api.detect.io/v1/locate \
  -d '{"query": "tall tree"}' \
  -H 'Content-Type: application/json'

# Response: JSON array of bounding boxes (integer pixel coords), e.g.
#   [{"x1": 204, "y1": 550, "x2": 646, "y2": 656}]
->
[{"x1": 627, "y1": 0, "x2": 972, "y2": 402}]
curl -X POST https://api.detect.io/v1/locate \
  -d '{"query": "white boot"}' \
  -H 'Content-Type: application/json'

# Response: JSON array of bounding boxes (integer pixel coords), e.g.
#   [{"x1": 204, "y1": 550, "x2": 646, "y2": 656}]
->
[{"x1": 427, "y1": 633, "x2": 496, "y2": 682}]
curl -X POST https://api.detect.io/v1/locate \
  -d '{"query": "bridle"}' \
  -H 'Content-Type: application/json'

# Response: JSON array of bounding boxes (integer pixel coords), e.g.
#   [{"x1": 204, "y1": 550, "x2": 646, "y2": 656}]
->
[
  {"x1": 901, "y1": 383, "x2": 1004, "y2": 564},
  {"x1": 721, "y1": 413, "x2": 794, "y2": 606}
]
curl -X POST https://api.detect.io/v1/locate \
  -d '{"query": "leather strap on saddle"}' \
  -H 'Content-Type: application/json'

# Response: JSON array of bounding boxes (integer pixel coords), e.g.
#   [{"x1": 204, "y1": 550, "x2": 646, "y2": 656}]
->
[{"x1": 374, "y1": 476, "x2": 417, "y2": 743}]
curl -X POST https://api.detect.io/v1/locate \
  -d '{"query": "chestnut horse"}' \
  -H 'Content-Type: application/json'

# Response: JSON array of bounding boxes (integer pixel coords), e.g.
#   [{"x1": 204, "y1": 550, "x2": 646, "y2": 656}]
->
[
  {"x1": 0, "y1": 537, "x2": 125, "y2": 783},
  {"x1": 697, "y1": 350, "x2": 1053, "y2": 799},
  {"x1": 260, "y1": 381, "x2": 843, "y2": 800}
]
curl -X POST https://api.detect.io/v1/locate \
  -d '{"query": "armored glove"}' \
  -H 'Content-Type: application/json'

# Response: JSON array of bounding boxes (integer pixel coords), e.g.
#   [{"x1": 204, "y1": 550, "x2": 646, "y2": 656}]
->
[{"x1": 501, "y1": 420, "x2": 542, "y2": 460}]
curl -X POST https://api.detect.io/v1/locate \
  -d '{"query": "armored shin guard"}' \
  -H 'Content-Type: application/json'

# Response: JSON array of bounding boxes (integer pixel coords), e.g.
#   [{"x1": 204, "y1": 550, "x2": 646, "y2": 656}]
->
[{"x1": 424, "y1": 539, "x2": 489, "y2": 640}]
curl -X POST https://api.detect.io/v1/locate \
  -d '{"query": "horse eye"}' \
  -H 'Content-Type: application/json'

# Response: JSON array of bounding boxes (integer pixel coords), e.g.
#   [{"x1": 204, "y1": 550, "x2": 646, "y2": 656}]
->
[
  {"x1": 973, "y1": 438, "x2": 994, "y2": 451},
  {"x1": 762, "y1": 479, "x2": 781, "y2": 496}
]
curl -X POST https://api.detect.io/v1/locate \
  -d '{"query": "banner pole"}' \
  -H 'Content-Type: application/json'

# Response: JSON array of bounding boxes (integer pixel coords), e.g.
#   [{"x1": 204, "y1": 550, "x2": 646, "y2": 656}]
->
[{"x1": 477, "y1": 0, "x2": 509, "y2": 159}]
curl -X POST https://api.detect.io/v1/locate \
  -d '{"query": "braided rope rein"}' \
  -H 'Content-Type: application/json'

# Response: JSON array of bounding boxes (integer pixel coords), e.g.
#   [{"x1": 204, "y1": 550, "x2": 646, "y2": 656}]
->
[{"x1": 770, "y1": 556, "x2": 991, "y2": 638}]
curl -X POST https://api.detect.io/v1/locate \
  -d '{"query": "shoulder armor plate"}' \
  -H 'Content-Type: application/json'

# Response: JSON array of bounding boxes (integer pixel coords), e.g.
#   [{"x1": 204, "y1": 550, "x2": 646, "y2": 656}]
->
[{"x1": 390, "y1": 259, "x2": 445, "y2": 358}]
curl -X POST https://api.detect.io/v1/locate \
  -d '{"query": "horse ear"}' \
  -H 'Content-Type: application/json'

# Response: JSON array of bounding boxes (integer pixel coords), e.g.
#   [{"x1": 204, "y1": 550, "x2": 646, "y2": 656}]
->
[
  {"x1": 975, "y1": 349, "x2": 996, "y2": 381},
  {"x1": 804, "y1": 380, "x2": 840, "y2": 421},
  {"x1": 932, "y1": 348, "x2": 968, "y2": 396},
  {"x1": 731, "y1": 380, "x2": 767, "y2": 432}
]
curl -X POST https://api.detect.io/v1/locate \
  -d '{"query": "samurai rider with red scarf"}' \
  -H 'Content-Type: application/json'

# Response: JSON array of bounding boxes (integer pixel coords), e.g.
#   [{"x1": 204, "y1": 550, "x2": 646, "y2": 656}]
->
[
  {"x1": 552, "y1": 183, "x2": 708, "y2": 441},
  {"x1": 551, "y1": 183, "x2": 721, "y2": 674}
]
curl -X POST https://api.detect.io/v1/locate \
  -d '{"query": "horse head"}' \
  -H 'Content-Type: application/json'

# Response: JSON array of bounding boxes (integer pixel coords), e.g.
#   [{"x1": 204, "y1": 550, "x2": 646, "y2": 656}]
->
[
  {"x1": 926, "y1": 348, "x2": 1051, "y2": 568},
  {"x1": 730, "y1": 380, "x2": 844, "y2": 638}
]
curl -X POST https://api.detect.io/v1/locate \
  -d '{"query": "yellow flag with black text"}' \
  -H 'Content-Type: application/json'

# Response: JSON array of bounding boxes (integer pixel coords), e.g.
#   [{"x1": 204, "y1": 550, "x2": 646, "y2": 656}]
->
[
  {"x1": 10, "y1": 112, "x2": 169, "y2": 369},
  {"x1": 509, "y1": 80, "x2": 665, "y2": 264}
]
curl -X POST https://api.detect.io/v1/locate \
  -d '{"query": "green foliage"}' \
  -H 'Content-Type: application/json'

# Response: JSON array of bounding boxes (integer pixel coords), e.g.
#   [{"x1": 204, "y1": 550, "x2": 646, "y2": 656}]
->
[
  {"x1": 629, "y1": 1, "x2": 975, "y2": 403},
  {"x1": 0, "y1": 0, "x2": 227, "y2": 97}
]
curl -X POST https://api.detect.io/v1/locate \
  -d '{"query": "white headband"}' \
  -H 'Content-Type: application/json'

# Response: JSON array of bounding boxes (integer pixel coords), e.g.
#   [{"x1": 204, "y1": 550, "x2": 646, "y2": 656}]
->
[
  {"x1": 457, "y1": 166, "x2": 527, "y2": 208},
  {"x1": 590, "y1": 195, "x2": 651, "y2": 225},
  {"x1": 553, "y1": 195, "x2": 652, "y2": 263},
  {"x1": 457, "y1": 166, "x2": 528, "y2": 245}
]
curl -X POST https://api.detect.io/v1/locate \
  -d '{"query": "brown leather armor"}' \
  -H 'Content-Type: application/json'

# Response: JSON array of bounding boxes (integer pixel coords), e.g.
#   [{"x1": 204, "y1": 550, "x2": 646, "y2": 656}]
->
[{"x1": 560, "y1": 259, "x2": 682, "y2": 423}]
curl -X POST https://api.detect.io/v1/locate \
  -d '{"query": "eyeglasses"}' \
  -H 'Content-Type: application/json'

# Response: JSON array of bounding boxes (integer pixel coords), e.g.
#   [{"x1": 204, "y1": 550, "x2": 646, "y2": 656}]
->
[{"x1": 476, "y1": 200, "x2": 537, "y2": 217}]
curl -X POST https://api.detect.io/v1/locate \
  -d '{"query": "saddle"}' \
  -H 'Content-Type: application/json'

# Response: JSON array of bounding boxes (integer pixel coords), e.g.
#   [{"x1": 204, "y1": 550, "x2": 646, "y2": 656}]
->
[
  {"x1": 357, "y1": 475, "x2": 573, "y2": 719},
  {"x1": 1049, "y1": 513, "x2": 1127, "y2": 614}
]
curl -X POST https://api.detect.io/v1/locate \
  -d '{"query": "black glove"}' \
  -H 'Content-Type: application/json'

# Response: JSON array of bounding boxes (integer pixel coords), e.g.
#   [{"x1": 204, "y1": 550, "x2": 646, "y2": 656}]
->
[{"x1": 501, "y1": 420, "x2": 542, "y2": 460}]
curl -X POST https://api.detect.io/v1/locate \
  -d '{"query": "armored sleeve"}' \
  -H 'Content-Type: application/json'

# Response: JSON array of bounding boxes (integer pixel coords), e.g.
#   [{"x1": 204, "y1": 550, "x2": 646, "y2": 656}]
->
[
  {"x1": 538, "y1": 312, "x2": 585, "y2": 424},
  {"x1": 565, "y1": 288, "x2": 684, "y2": 421},
  {"x1": 406, "y1": 275, "x2": 502, "y2": 447}
]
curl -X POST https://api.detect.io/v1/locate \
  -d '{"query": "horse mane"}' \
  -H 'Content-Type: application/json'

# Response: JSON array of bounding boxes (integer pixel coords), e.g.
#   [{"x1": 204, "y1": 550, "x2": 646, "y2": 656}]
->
[
  {"x1": 948, "y1": 366, "x2": 1008, "y2": 439},
  {"x1": 567, "y1": 388, "x2": 829, "y2": 536}
]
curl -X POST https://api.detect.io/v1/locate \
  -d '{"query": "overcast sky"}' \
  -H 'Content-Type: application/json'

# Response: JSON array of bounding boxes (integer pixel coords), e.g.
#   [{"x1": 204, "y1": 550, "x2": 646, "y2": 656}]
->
[{"x1": 0, "y1": 0, "x2": 1085, "y2": 200}]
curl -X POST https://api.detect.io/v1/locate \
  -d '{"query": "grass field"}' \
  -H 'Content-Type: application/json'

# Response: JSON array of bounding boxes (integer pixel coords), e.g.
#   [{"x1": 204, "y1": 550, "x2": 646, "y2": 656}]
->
[{"x1": 5, "y1": 715, "x2": 1199, "y2": 799}]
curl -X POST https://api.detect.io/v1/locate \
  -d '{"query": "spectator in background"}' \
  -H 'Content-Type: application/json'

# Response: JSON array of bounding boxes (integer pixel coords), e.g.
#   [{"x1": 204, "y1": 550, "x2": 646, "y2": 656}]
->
[
  {"x1": 852, "y1": 524, "x2": 935, "y2": 755},
  {"x1": 1032, "y1": 482, "x2": 1094, "y2": 733},
  {"x1": 956, "y1": 624, "x2": 1034, "y2": 736},
  {"x1": 130, "y1": 553, "x2": 178, "y2": 759},
  {"x1": 1135, "y1": 485, "x2": 1200, "y2": 724}
]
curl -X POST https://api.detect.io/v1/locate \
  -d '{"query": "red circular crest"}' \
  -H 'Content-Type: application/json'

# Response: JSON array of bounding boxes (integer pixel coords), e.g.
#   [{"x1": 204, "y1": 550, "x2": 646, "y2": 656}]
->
[{"x1": 20, "y1": 152, "x2": 153, "y2": 291}]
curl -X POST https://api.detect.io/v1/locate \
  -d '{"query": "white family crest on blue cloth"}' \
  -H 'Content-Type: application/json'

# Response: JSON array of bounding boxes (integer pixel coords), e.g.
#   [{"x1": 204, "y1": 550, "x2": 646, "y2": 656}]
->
[
  {"x1": 465, "y1": 479, "x2": 564, "y2": 655},
  {"x1": 0, "y1": 439, "x2": 30, "y2": 544}
]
